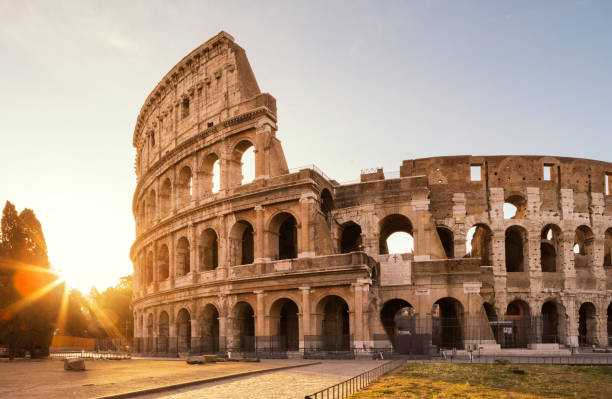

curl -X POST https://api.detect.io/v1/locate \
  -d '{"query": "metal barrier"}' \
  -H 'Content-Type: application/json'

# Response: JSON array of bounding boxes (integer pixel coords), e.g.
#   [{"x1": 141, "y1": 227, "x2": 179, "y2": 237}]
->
[{"x1": 304, "y1": 360, "x2": 405, "y2": 399}]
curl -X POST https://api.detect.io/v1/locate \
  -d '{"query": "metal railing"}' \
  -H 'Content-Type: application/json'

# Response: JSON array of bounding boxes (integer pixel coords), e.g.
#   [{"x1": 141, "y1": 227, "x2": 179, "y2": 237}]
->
[{"x1": 304, "y1": 360, "x2": 405, "y2": 399}]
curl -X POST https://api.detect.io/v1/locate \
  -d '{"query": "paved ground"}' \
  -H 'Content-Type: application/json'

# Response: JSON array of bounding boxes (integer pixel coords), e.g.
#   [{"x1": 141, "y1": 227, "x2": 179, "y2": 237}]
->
[
  {"x1": 0, "y1": 358, "x2": 315, "y2": 398},
  {"x1": 136, "y1": 360, "x2": 383, "y2": 399}
]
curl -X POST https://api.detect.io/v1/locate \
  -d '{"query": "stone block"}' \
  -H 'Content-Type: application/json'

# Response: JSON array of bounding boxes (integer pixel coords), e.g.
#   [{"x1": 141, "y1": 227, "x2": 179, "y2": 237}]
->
[{"x1": 63, "y1": 358, "x2": 85, "y2": 371}]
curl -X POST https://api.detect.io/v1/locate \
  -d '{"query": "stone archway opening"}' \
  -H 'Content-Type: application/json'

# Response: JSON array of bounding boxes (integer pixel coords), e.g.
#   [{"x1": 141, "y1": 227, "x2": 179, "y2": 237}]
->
[
  {"x1": 466, "y1": 224, "x2": 493, "y2": 266},
  {"x1": 157, "y1": 245, "x2": 169, "y2": 281},
  {"x1": 432, "y1": 297, "x2": 464, "y2": 349},
  {"x1": 269, "y1": 298, "x2": 299, "y2": 351},
  {"x1": 541, "y1": 301, "x2": 560, "y2": 344},
  {"x1": 176, "y1": 308, "x2": 191, "y2": 353},
  {"x1": 436, "y1": 227, "x2": 454, "y2": 258},
  {"x1": 505, "y1": 226, "x2": 527, "y2": 272},
  {"x1": 269, "y1": 212, "x2": 298, "y2": 260},
  {"x1": 578, "y1": 302, "x2": 597, "y2": 346},
  {"x1": 541, "y1": 225, "x2": 561, "y2": 272},
  {"x1": 605, "y1": 228, "x2": 612, "y2": 268},
  {"x1": 199, "y1": 304, "x2": 220, "y2": 353},
  {"x1": 160, "y1": 178, "x2": 172, "y2": 215},
  {"x1": 176, "y1": 237, "x2": 190, "y2": 276},
  {"x1": 317, "y1": 295, "x2": 350, "y2": 351},
  {"x1": 379, "y1": 214, "x2": 413, "y2": 255},
  {"x1": 607, "y1": 303, "x2": 612, "y2": 347},
  {"x1": 505, "y1": 300, "x2": 531, "y2": 348},
  {"x1": 380, "y1": 299, "x2": 417, "y2": 353},
  {"x1": 503, "y1": 195, "x2": 526, "y2": 219},
  {"x1": 200, "y1": 228, "x2": 218, "y2": 271},
  {"x1": 574, "y1": 226, "x2": 594, "y2": 269},
  {"x1": 177, "y1": 166, "x2": 193, "y2": 205},
  {"x1": 229, "y1": 221, "x2": 254, "y2": 265},
  {"x1": 340, "y1": 222, "x2": 362, "y2": 253},
  {"x1": 232, "y1": 302, "x2": 255, "y2": 352}
]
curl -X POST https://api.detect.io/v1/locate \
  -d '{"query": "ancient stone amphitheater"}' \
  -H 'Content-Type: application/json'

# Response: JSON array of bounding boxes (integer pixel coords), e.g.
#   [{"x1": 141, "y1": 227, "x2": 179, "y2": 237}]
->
[{"x1": 131, "y1": 32, "x2": 612, "y2": 357}]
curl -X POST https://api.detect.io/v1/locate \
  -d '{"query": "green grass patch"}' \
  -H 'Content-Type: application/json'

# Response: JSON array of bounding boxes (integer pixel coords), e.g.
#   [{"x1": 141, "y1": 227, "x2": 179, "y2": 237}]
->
[{"x1": 349, "y1": 362, "x2": 612, "y2": 398}]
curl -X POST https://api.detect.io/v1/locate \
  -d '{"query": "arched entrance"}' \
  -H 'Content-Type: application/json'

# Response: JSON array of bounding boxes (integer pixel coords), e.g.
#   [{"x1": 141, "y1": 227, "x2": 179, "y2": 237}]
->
[
  {"x1": 578, "y1": 302, "x2": 597, "y2": 346},
  {"x1": 432, "y1": 297, "x2": 464, "y2": 349},
  {"x1": 269, "y1": 298, "x2": 299, "y2": 351},
  {"x1": 541, "y1": 301, "x2": 561, "y2": 344},
  {"x1": 176, "y1": 308, "x2": 191, "y2": 353},
  {"x1": 317, "y1": 295, "x2": 350, "y2": 351},
  {"x1": 505, "y1": 300, "x2": 531, "y2": 348},
  {"x1": 380, "y1": 299, "x2": 420, "y2": 354},
  {"x1": 199, "y1": 304, "x2": 220, "y2": 353},
  {"x1": 607, "y1": 302, "x2": 612, "y2": 347},
  {"x1": 232, "y1": 302, "x2": 255, "y2": 352}
]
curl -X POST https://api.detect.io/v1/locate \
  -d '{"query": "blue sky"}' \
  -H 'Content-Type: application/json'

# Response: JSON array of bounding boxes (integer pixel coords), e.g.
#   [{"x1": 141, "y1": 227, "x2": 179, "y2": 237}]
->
[{"x1": 0, "y1": 0, "x2": 610, "y2": 291}]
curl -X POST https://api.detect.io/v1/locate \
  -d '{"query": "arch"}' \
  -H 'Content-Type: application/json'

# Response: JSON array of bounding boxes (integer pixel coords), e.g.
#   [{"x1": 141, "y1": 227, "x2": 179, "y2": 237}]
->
[
  {"x1": 574, "y1": 226, "x2": 594, "y2": 268},
  {"x1": 505, "y1": 225, "x2": 528, "y2": 272},
  {"x1": 176, "y1": 308, "x2": 191, "y2": 353},
  {"x1": 504, "y1": 194, "x2": 526, "y2": 219},
  {"x1": 436, "y1": 226, "x2": 454, "y2": 258},
  {"x1": 232, "y1": 301, "x2": 255, "y2": 352},
  {"x1": 157, "y1": 245, "x2": 169, "y2": 281},
  {"x1": 160, "y1": 178, "x2": 172, "y2": 215},
  {"x1": 269, "y1": 298, "x2": 300, "y2": 351},
  {"x1": 200, "y1": 228, "x2": 218, "y2": 271},
  {"x1": 340, "y1": 221, "x2": 362, "y2": 253},
  {"x1": 379, "y1": 214, "x2": 413, "y2": 255},
  {"x1": 199, "y1": 304, "x2": 220, "y2": 353},
  {"x1": 200, "y1": 153, "x2": 220, "y2": 195},
  {"x1": 320, "y1": 189, "x2": 334, "y2": 220},
  {"x1": 177, "y1": 166, "x2": 193, "y2": 205},
  {"x1": 578, "y1": 302, "x2": 597, "y2": 346},
  {"x1": 147, "y1": 190, "x2": 156, "y2": 224},
  {"x1": 316, "y1": 295, "x2": 350, "y2": 351},
  {"x1": 176, "y1": 237, "x2": 190, "y2": 276},
  {"x1": 268, "y1": 212, "x2": 298, "y2": 260},
  {"x1": 147, "y1": 313, "x2": 154, "y2": 337},
  {"x1": 505, "y1": 300, "x2": 531, "y2": 348},
  {"x1": 158, "y1": 311, "x2": 169, "y2": 353},
  {"x1": 229, "y1": 221, "x2": 254, "y2": 265},
  {"x1": 541, "y1": 301, "x2": 563, "y2": 344},
  {"x1": 466, "y1": 224, "x2": 493, "y2": 265},
  {"x1": 146, "y1": 251, "x2": 154, "y2": 284},
  {"x1": 432, "y1": 297, "x2": 464, "y2": 349},
  {"x1": 380, "y1": 299, "x2": 414, "y2": 350},
  {"x1": 541, "y1": 224, "x2": 561, "y2": 272},
  {"x1": 231, "y1": 139, "x2": 255, "y2": 186},
  {"x1": 604, "y1": 228, "x2": 612, "y2": 267},
  {"x1": 607, "y1": 302, "x2": 612, "y2": 347}
]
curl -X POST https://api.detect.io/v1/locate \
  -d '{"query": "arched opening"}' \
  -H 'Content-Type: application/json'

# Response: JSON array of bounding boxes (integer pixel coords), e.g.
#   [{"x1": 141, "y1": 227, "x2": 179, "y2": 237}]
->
[
  {"x1": 505, "y1": 226, "x2": 528, "y2": 272},
  {"x1": 604, "y1": 229, "x2": 612, "y2": 267},
  {"x1": 232, "y1": 302, "x2": 255, "y2": 352},
  {"x1": 432, "y1": 297, "x2": 464, "y2": 349},
  {"x1": 146, "y1": 251, "x2": 154, "y2": 284},
  {"x1": 157, "y1": 245, "x2": 169, "y2": 281},
  {"x1": 340, "y1": 222, "x2": 362, "y2": 253},
  {"x1": 503, "y1": 195, "x2": 526, "y2": 219},
  {"x1": 578, "y1": 302, "x2": 597, "y2": 346},
  {"x1": 466, "y1": 224, "x2": 493, "y2": 265},
  {"x1": 200, "y1": 153, "x2": 220, "y2": 195},
  {"x1": 379, "y1": 214, "x2": 413, "y2": 255},
  {"x1": 231, "y1": 140, "x2": 255, "y2": 186},
  {"x1": 317, "y1": 295, "x2": 350, "y2": 351},
  {"x1": 147, "y1": 190, "x2": 156, "y2": 224},
  {"x1": 505, "y1": 300, "x2": 531, "y2": 348},
  {"x1": 160, "y1": 178, "x2": 172, "y2": 215},
  {"x1": 541, "y1": 225, "x2": 561, "y2": 272},
  {"x1": 229, "y1": 221, "x2": 254, "y2": 265},
  {"x1": 436, "y1": 227, "x2": 454, "y2": 258},
  {"x1": 176, "y1": 237, "x2": 190, "y2": 276},
  {"x1": 199, "y1": 304, "x2": 219, "y2": 353},
  {"x1": 574, "y1": 226, "x2": 594, "y2": 269},
  {"x1": 146, "y1": 314, "x2": 154, "y2": 352},
  {"x1": 177, "y1": 166, "x2": 193, "y2": 205},
  {"x1": 541, "y1": 301, "x2": 560, "y2": 344},
  {"x1": 199, "y1": 228, "x2": 218, "y2": 271},
  {"x1": 269, "y1": 212, "x2": 298, "y2": 260},
  {"x1": 158, "y1": 311, "x2": 169, "y2": 353},
  {"x1": 320, "y1": 189, "x2": 334, "y2": 220},
  {"x1": 176, "y1": 308, "x2": 191, "y2": 353},
  {"x1": 269, "y1": 298, "x2": 299, "y2": 351},
  {"x1": 380, "y1": 299, "x2": 415, "y2": 353}
]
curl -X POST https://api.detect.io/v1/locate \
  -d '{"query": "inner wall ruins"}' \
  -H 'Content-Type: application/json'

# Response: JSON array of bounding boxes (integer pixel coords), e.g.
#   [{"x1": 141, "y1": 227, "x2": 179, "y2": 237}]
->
[{"x1": 130, "y1": 32, "x2": 612, "y2": 356}]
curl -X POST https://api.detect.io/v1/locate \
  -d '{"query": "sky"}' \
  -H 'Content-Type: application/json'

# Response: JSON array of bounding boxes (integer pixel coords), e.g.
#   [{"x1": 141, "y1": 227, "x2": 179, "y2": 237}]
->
[{"x1": 1, "y1": 0, "x2": 611, "y2": 292}]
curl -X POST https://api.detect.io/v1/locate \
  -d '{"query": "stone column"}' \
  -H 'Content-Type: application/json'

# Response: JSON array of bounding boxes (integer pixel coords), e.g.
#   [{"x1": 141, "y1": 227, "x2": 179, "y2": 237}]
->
[
  {"x1": 191, "y1": 301, "x2": 199, "y2": 352},
  {"x1": 254, "y1": 205, "x2": 266, "y2": 262},
  {"x1": 564, "y1": 296, "x2": 578, "y2": 347},
  {"x1": 299, "y1": 287, "x2": 311, "y2": 351},
  {"x1": 298, "y1": 194, "x2": 315, "y2": 257},
  {"x1": 169, "y1": 233, "x2": 176, "y2": 287},
  {"x1": 254, "y1": 291, "x2": 265, "y2": 349},
  {"x1": 189, "y1": 223, "x2": 198, "y2": 282},
  {"x1": 218, "y1": 293, "x2": 228, "y2": 351},
  {"x1": 352, "y1": 282, "x2": 366, "y2": 352}
]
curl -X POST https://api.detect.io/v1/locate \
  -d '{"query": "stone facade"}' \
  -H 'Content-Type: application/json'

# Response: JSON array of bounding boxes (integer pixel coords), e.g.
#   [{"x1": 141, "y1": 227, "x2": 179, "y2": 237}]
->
[{"x1": 131, "y1": 32, "x2": 612, "y2": 356}]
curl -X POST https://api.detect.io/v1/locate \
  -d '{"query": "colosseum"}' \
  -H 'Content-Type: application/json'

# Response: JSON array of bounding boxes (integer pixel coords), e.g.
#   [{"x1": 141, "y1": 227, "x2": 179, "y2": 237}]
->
[{"x1": 131, "y1": 31, "x2": 612, "y2": 357}]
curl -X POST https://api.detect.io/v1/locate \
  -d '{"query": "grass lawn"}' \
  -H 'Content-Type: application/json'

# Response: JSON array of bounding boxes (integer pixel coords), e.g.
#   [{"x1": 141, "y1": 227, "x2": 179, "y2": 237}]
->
[{"x1": 349, "y1": 362, "x2": 612, "y2": 398}]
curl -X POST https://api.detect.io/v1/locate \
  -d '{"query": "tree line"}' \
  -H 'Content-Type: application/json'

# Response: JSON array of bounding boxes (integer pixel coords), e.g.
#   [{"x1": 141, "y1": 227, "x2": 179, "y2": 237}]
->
[{"x1": 0, "y1": 201, "x2": 133, "y2": 359}]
